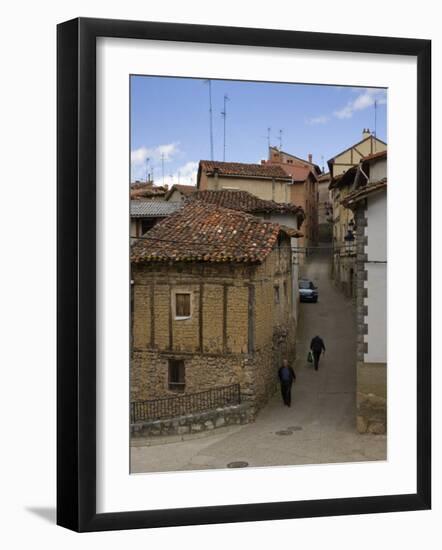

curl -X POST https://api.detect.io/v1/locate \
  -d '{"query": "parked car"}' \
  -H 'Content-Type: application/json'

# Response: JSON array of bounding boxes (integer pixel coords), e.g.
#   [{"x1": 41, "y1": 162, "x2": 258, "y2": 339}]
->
[{"x1": 299, "y1": 278, "x2": 318, "y2": 302}]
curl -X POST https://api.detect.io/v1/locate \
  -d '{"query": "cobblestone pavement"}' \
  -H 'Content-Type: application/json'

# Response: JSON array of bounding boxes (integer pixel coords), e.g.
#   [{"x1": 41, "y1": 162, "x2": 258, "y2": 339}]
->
[{"x1": 131, "y1": 250, "x2": 386, "y2": 473}]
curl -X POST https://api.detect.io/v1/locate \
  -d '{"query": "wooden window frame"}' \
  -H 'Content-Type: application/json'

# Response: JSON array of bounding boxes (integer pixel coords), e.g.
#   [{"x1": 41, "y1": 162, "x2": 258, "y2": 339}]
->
[{"x1": 173, "y1": 290, "x2": 192, "y2": 320}]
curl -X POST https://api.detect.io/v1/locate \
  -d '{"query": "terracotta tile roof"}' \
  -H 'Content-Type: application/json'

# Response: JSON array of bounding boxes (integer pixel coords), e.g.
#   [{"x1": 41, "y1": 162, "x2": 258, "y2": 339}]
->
[
  {"x1": 130, "y1": 183, "x2": 167, "y2": 199},
  {"x1": 131, "y1": 202, "x2": 300, "y2": 265},
  {"x1": 199, "y1": 160, "x2": 291, "y2": 181},
  {"x1": 165, "y1": 184, "x2": 196, "y2": 200},
  {"x1": 130, "y1": 201, "x2": 181, "y2": 218},
  {"x1": 341, "y1": 178, "x2": 387, "y2": 208},
  {"x1": 188, "y1": 189, "x2": 304, "y2": 217}
]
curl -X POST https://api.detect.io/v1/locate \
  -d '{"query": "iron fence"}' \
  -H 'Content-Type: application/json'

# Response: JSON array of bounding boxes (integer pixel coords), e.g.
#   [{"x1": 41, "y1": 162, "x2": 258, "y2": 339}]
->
[{"x1": 131, "y1": 383, "x2": 241, "y2": 423}]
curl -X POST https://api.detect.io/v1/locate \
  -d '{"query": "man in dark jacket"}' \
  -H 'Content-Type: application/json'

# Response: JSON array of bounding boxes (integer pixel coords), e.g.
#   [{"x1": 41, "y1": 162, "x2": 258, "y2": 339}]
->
[
  {"x1": 310, "y1": 335, "x2": 326, "y2": 370},
  {"x1": 278, "y1": 359, "x2": 296, "y2": 407}
]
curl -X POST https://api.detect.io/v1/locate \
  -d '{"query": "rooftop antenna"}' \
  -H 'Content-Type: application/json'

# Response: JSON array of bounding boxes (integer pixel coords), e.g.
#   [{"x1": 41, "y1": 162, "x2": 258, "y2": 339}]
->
[
  {"x1": 267, "y1": 127, "x2": 271, "y2": 149},
  {"x1": 161, "y1": 153, "x2": 165, "y2": 186},
  {"x1": 221, "y1": 94, "x2": 230, "y2": 162},
  {"x1": 204, "y1": 80, "x2": 214, "y2": 160},
  {"x1": 278, "y1": 129, "x2": 283, "y2": 151},
  {"x1": 374, "y1": 99, "x2": 377, "y2": 152},
  {"x1": 145, "y1": 157, "x2": 150, "y2": 183},
  {"x1": 321, "y1": 155, "x2": 325, "y2": 173}
]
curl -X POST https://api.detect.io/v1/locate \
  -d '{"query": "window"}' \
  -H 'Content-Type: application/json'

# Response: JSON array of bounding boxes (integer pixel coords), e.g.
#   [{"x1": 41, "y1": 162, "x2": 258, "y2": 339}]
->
[
  {"x1": 274, "y1": 285, "x2": 280, "y2": 304},
  {"x1": 175, "y1": 292, "x2": 191, "y2": 319},
  {"x1": 168, "y1": 359, "x2": 185, "y2": 392},
  {"x1": 283, "y1": 281, "x2": 287, "y2": 298}
]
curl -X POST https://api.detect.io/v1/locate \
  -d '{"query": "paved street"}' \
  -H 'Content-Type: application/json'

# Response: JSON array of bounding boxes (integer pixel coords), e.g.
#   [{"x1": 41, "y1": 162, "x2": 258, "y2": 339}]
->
[{"x1": 131, "y1": 250, "x2": 386, "y2": 473}]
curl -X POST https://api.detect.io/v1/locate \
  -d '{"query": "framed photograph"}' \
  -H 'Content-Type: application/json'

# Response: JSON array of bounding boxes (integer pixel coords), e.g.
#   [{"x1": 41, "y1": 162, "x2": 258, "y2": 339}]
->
[{"x1": 57, "y1": 17, "x2": 431, "y2": 532}]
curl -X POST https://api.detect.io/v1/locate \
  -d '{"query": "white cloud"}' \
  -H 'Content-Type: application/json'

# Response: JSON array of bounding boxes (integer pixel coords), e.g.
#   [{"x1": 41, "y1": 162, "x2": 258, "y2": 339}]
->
[
  {"x1": 131, "y1": 142, "x2": 181, "y2": 181},
  {"x1": 334, "y1": 89, "x2": 387, "y2": 120},
  {"x1": 306, "y1": 88, "x2": 387, "y2": 126},
  {"x1": 163, "y1": 161, "x2": 199, "y2": 187},
  {"x1": 306, "y1": 115, "x2": 330, "y2": 125},
  {"x1": 131, "y1": 142, "x2": 180, "y2": 166}
]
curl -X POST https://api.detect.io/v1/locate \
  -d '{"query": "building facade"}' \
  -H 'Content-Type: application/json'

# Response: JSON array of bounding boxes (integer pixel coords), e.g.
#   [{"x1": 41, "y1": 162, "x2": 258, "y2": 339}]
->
[
  {"x1": 264, "y1": 147, "x2": 320, "y2": 250},
  {"x1": 317, "y1": 172, "x2": 332, "y2": 242},
  {"x1": 131, "y1": 202, "x2": 300, "y2": 417},
  {"x1": 165, "y1": 184, "x2": 196, "y2": 202},
  {"x1": 197, "y1": 160, "x2": 293, "y2": 202},
  {"x1": 328, "y1": 131, "x2": 387, "y2": 295},
  {"x1": 341, "y1": 151, "x2": 387, "y2": 434},
  {"x1": 188, "y1": 188, "x2": 304, "y2": 320}
]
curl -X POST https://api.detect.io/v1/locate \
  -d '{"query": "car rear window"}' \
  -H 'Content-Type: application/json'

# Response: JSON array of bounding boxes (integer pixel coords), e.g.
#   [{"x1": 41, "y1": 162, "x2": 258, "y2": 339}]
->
[{"x1": 299, "y1": 281, "x2": 311, "y2": 289}]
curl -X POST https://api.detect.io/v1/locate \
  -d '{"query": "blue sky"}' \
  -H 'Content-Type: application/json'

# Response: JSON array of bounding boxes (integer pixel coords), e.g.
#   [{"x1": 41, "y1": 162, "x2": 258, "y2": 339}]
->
[{"x1": 130, "y1": 76, "x2": 387, "y2": 185}]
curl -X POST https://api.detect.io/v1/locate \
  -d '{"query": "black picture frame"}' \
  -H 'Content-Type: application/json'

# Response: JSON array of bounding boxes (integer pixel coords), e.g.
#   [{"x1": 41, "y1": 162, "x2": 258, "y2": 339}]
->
[{"x1": 57, "y1": 17, "x2": 431, "y2": 532}]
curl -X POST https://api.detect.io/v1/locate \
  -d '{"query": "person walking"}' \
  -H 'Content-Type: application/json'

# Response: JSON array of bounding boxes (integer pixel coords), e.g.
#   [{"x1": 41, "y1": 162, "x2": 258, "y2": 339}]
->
[
  {"x1": 278, "y1": 359, "x2": 296, "y2": 407},
  {"x1": 310, "y1": 335, "x2": 326, "y2": 371}
]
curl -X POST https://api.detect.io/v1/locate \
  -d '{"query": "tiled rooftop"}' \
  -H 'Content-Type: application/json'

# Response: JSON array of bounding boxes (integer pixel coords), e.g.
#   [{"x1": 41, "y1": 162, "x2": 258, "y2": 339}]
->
[
  {"x1": 199, "y1": 160, "x2": 291, "y2": 180},
  {"x1": 188, "y1": 189, "x2": 303, "y2": 217},
  {"x1": 131, "y1": 202, "x2": 298, "y2": 265},
  {"x1": 130, "y1": 201, "x2": 181, "y2": 218}
]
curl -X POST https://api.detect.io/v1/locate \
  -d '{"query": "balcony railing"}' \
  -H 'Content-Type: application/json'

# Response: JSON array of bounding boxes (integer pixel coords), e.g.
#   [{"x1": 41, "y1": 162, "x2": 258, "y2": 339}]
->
[{"x1": 131, "y1": 383, "x2": 241, "y2": 423}]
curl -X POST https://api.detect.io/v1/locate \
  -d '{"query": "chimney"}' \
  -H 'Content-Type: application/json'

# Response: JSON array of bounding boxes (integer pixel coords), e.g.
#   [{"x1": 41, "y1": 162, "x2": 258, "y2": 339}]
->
[
  {"x1": 308, "y1": 153, "x2": 313, "y2": 163},
  {"x1": 362, "y1": 128, "x2": 371, "y2": 139}
]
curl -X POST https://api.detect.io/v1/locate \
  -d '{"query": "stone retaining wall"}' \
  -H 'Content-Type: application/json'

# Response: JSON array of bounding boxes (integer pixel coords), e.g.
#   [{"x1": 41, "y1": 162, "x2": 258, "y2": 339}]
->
[{"x1": 131, "y1": 403, "x2": 254, "y2": 439}]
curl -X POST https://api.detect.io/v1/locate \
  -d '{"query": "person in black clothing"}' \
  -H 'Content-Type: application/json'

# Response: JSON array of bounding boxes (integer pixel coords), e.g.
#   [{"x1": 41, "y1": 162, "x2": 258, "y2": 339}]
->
[
  {"x1": 278, "y1": 359, "x2": 296, "y2": 406},
  {"x1": 310, "y1": 335, "x2": 326, "y2": 370}
]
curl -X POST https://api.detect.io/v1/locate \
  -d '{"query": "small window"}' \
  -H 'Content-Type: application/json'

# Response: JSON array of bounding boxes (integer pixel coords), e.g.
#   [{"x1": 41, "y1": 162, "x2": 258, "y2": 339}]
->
[
  {"x1": 274, "y1": 285, "x2": 280, "y2": 304},
  {"x1": 175, "y1": 292, "x2": 191, "y2": 319},
  {"x1": 168, "y1": 359, "x2": 185, "y2": 392},
  {"x1": 283, "y1": 281, "x2": 287, "y2": 298}
]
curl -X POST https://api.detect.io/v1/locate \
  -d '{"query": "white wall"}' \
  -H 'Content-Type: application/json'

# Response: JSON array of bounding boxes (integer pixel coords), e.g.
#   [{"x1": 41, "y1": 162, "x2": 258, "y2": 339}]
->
[{"x1": 364, "y1": 192, "x2": 387, "y2": 363}]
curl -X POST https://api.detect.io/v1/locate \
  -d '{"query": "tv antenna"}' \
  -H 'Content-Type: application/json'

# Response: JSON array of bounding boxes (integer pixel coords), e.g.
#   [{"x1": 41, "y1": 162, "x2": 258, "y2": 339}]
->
[
  {"x1": 374, "y1": 99, "x2": 377, "y2": 152},
  {"x1": 221, "y1": 94, "x2": 230, "y2": 162},
  {"x1": 145, "y1": 157, "x2": 150, "y2": 183},
  {"x1": 161, "y1": 153, "x2": 165, "y2": 186},
  {"x1": 267, "y1": 127, "x2": 271, "y2": 149},
  {"x1": 278, "y1": 129, "x2": 283, "y2": 151},
  {"x1": 204, "y1": 80, "x2": 214, "y2": 160}
]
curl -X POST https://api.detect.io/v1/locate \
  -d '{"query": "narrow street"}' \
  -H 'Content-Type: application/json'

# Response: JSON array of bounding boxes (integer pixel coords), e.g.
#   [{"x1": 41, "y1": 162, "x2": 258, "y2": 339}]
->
[{"x1": 131, "y1": 250, "x2": 386, "y2": 473}]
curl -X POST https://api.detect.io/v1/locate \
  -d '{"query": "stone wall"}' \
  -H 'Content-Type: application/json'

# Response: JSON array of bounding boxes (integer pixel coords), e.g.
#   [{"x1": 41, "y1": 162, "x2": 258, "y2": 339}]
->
[
  {"x1": 131, "y1": 238, "x2": 295, "y2": 416},
  {"x1": 354, "y1": 203, "x2": 387, "y2": 434},
  {"x1": 131, "y1": 403, "x2": 254, "y2": 439}
]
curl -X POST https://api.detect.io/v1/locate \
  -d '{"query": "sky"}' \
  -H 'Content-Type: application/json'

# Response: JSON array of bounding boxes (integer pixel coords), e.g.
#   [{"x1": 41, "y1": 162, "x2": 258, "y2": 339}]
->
[{"x1": 130, "y1": 76, "x2": 387, "y2": 186}]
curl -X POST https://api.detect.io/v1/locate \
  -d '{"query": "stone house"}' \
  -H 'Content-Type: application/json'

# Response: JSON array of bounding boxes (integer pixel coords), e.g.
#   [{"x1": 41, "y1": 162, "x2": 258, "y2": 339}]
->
[
  {"x1": 187, "y1": 188, "x2": 305, "y2": 320},
  {"x1": 165, "y1": 184, "x2": 196, "y2": 202},
  {"x1": 130, "y1": 201, "x2": 301, "y2": 416},
  {"x1": 130, "y1": 200, "x2": 181, "y2": 240},
  {"x1": 197, "y1": 160, "x2": 293, "y2": 202},
  {"x1": 197, "y1": 158, "x2": 317, "y2": 260},
  {"x1": 341, "y1": 150, "x2": 387, "y2": 434},
  {"x1": 263, "y1": 147, "x2": 321, "y2": 252}
]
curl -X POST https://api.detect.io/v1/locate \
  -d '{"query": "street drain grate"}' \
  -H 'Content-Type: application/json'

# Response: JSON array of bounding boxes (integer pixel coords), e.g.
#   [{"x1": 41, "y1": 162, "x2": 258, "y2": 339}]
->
[
  {"x1": 275, "y1": 430, "x2": 293, "y2": 436},
  {"x1": 227, "y1": 461, "x2": 249, "y2": 468},
  {"x1": 287, "y1": 426, "x2": 303, "y2": 431}
]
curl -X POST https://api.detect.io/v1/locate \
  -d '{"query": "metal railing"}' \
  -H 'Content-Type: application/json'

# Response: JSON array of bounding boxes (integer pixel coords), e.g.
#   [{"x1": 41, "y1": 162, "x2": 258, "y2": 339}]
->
[{"x1": 131, "y1": 383, "x2": 241, "y2": 423}]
